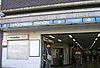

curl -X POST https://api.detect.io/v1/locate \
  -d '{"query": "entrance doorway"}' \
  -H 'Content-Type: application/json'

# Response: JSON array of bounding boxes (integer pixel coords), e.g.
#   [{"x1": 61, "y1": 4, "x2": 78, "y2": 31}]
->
[
  {"x1": 41, "y1": 32, "x2": 100, "y2": 68},
  {"x1": 53, "y1": 48, "x2": 63, "y2": 66}
]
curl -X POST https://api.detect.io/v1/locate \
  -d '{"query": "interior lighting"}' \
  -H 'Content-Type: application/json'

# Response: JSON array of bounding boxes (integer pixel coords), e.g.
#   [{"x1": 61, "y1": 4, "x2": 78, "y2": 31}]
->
[
  {"x1": 68, "y1": 34, "x2": 83, "y2": 49},
  {"x1": 89, "y1": 41, "x2": 96, "y2": 49},
  {"x1": 93, "y1": 41, "x2": 96, "y2": 44},
  {"x1": 58, "y1": 39, "x2": 62, "y2": 42},
  {"x1": 68, "y1": 35, "x2": 73, "y2": 38},
  {"x1": 89, "y1": 36, "x2": 98, "y2": 49},
  {"x1": 49, "y1": 35, "x2": 55, "y2": 39},
  {"x1": 97, "y1": 33, "x2": 100, "y2": 37},
  {"x1": 90, "y1": 44, "x2": 94, "y2": 49},
  {"x1": 47, "y1": 44, "x2": 51, "y2": 48},
  {"x1": 75, "y1": 42, "x2": 78, "y2": 44},
  {"x1": 77, "y1": 43, "x2": 79, "y2": 45},
  {"x1": 79, "y1": 45, "x2": 83, "y2": 49},
  {"x1": 95, "y1": 38, "x2": 98, "y2": 41},
  {"x1": 76, "y1": 43, "x2": 83, "y2": 49},
  {"x1": 73, "y1": 39, "x2": 76, "y2": 41}
]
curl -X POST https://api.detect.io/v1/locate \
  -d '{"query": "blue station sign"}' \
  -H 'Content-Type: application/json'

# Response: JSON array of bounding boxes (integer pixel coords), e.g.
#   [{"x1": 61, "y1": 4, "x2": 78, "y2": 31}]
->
[
  {"x1": 33, "y1": 20, "x2": 53, "y2": 26},
  {"x1": 0, "y1": 24, "x2": 10, "y2": 28},
  {"x1": 10, "y1": 22, "x2": 33, "y2": 27},
  {"x1": 96, "y1": 17, "x2": 100, "y2": 22},
  {"x1": 54, "y1": 20, "x2": 66, "y2": 24},
  {"x1": 0, "y1": 24, "x2": 2, "y2": 28},
  {"x1": 66, "y1": 18, "x2": 82, "y2": 24},
  {"x1": 0, "y1": 17, "x2": 100, "y2": 29},
  {"x1": 83, "y1": 18, "x2": 95, "y2": 23}
]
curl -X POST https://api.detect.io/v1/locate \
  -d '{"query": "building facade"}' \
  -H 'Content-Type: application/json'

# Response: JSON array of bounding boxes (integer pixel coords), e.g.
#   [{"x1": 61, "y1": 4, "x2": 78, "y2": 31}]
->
[{"x1": 0, "y1": 0, "x2": 100, "y2": 68}]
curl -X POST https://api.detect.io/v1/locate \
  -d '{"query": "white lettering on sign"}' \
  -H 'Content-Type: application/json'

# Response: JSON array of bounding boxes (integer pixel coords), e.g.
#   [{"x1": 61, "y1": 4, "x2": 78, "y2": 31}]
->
[
  {"x1": 10, "y1": 22, "x2": 32, "y2": 27},
  {"x1": 87, "y1": 18, "x2": 91, "y2": 22},
  {"x1": 7, "y1": 35, "x2": 29, "y2": 40},
  {"x1": 33, "y1": 21, "x2": 52, "y2": 25}
]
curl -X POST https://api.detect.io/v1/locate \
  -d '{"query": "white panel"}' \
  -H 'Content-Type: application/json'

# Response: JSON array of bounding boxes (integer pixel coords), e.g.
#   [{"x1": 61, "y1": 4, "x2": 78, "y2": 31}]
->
[
  {"x1": 2, "y1": 32, "x2": 41, "y2": 68},
  {"x1": 8, "y1": 40, "x2": 29, "y2": 59},
  {"x1": 2, "y1": 48, "x2": 41, "y2": 68},
  {"x1": 30, "y1": 40, "x2": 40, "y2": 56}
]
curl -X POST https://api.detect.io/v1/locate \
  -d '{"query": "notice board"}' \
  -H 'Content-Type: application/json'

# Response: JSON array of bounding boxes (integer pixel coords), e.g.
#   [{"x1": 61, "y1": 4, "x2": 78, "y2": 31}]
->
[
  {"x1": 29, "y1": 40, "x2": 40, "y2": 57},
  {"x1": 7, "y1": 40, "x2": 29, "y2": 60}
]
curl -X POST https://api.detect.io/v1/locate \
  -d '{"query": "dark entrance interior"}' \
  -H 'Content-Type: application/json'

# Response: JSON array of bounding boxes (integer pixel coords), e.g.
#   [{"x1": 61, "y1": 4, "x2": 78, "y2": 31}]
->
[
  {"x1": 53, "y1": 48, "x2": 63, "y2": 66},
  {"x1": 41, "y1": 32, "x2": 100, "y2": 68}
]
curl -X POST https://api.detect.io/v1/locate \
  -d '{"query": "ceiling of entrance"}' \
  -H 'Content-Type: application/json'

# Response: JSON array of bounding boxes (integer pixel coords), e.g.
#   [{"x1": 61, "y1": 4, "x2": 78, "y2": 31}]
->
[{"x1": 43, "y1": 33, "x2": 100, "y2": 50}]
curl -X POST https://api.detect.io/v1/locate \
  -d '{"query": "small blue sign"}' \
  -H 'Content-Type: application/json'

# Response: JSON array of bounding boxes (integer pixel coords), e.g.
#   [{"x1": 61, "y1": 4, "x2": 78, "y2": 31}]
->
[
  {"x1": 66, "y1": 18, "x2": 82, "y2": 24},
  {"x1": 96, "y1": 17, "x2": 100, "y2": 22},
  {"x1": 1, "y1": 24, "x2": 10, "y2": 28},
  {"x1": 83, "y1": 18, "x2": 95, "y2": 23},
  {"x1": 10, "y1": 22, "x2": 33, "y2": 27},
  {"x1": 33, "y1": 20, "x2": 53, "y2": 26},
  {"x1": 54, "y1": 20, "x2": 66, "y2": 24},
  {"x1": 0, "y1": 24, "x2": 2, "y2": 28}
]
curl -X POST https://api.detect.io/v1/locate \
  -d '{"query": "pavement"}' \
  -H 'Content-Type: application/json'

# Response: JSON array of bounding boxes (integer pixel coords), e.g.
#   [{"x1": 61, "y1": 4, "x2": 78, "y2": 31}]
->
[
  {"x1": 2, "y1": 62, "x2": 100, "y2": 68},
  {"x1": 52, "y1": 62, "x2": 100, "y2": 68}
]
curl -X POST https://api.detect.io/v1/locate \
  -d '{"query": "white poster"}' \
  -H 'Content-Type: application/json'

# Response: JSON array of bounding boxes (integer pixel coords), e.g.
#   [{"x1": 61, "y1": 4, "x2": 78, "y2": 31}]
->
[
  {"x1": 30, "y1": 40, "x2": 40, "y2": 56},
  {"x1": 8, "y1": 40, "x2": 29, "y2": 60}
]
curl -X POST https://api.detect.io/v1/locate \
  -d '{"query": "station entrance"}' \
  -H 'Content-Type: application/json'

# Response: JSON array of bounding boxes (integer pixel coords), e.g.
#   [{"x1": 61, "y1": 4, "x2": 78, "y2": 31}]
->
[{"x1": 41, "y1": 32, "x2": 100, "y2": 68}]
